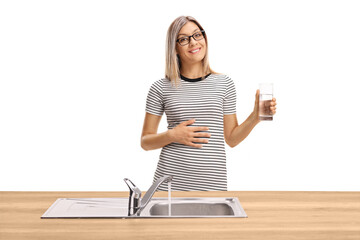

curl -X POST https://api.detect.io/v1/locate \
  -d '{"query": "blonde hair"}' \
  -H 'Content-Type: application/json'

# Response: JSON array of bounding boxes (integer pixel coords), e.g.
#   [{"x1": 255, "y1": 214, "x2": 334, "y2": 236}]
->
[{"x1": 165, "y1": 16, "x2": 220, "y2": 87}]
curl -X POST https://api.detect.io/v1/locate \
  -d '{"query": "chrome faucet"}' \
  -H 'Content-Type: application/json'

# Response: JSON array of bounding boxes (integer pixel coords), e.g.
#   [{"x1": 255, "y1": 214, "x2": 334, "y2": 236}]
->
[{"x1": 123, "y1": 175, "x2": 173, "y2": 216}]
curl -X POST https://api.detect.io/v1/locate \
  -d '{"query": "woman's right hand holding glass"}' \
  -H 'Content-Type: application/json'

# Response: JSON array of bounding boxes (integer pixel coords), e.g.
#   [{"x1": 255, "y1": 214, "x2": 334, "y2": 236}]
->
[{"x1": 167, "y1": 119, "x2": 211, "y2": 148}]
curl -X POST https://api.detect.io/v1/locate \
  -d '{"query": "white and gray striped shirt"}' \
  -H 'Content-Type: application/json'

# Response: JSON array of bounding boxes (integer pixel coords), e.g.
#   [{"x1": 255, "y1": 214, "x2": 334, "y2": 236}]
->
[{"x1": 145, "y1": 74, "x2": 237, "y2": 191}]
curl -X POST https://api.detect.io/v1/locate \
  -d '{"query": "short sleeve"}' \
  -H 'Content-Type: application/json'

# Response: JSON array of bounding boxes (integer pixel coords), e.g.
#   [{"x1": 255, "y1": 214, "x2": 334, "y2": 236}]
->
[
  {"x1": 145, "y1": 79, "x2": 164, "y2": 116},
  {"x1": 223, "y1": 76, "x2": 237, "y2": 115}
]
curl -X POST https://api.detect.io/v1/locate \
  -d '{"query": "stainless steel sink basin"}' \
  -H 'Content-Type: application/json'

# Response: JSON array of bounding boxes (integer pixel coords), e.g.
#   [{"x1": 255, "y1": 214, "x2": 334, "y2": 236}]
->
[
  {"x1": 148, "y1": 199, "x2": 236, "y2": 216},
  {"x1": 150, "y1": 203, "x2": 233, "y2": 216},
  {"x1": 143, "y1": 197, "x2": 245, "y2": 217},
  {"x1": 41, "y1": 197, "x2": 247, "y2": 218}
]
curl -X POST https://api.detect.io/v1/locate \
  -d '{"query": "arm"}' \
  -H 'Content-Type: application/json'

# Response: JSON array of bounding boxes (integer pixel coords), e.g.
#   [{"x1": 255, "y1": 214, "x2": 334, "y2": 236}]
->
[
  {"x1": 141, "y1": 113, "x2": 172, "y2": 151},
  {"x1": 223, "y1": 89, "x2": 276, "y2": 148},
  {"x1": 141, "y1": 113, "x2": 211, "y2": 151},
  {"x1": 223, "y1": 112, "x2": 259, "y2": 148}
]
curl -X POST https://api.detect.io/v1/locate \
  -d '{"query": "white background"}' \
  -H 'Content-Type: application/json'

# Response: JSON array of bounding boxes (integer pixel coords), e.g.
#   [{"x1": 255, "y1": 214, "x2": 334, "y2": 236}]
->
[{"x1": 1, "y1": 0, "x2": 359, "y2": 191}]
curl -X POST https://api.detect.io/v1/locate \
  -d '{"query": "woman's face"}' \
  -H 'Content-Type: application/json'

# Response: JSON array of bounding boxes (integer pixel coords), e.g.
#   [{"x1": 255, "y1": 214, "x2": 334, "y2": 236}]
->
[{"x1": 176, "y1": 21, "x2": 206, "y2": 65}]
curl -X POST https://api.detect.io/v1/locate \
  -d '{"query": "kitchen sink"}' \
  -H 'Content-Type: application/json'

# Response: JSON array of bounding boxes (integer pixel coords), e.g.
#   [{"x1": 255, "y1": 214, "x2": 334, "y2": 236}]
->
[
  {"x1": 147, "y1": 199, "x2": 237, "y2": 216},
  {"x1": 41, "y1": 197, "x2": 247, "y2": 218}
]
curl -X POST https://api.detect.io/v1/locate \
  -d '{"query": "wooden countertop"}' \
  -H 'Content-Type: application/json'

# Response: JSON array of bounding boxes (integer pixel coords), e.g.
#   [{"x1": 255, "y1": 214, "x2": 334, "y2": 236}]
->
[{"x1": 1, "y1": 191, "x2": 359, "y2": 240}]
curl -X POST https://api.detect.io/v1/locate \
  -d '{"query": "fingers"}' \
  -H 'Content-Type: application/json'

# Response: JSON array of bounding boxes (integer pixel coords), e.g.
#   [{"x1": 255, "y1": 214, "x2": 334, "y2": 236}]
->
[
  {"x1": 188, "y1": 129, "x2": 210, "y2": 148},
  {"x1": 180, "y1": 119, "x2": 210, "y2": 131},
  {"x1": 188, "y1": 142, "x2": 203, "y2": 148},
  {"x1": 191, "y1": 126, "x2": 210, "y2": 132},
  {"x1": 181, "y1": 118, "x2": 196, "y2": 126},
  {"x1": 270, "y1": 99, "x2": 277, "y2": 114},
  {"x1": 193, "y1": 132, "x2": 211, "y2": 138},
  {"x1": 191, "y1": 138, "x2": 209, "y2": 143},
  {"x1": 270, "y1": 105, "x2": 276, "y2": 114},
  {"x1": 187, "y1": 137, "x2": 209, "y2": 148}
]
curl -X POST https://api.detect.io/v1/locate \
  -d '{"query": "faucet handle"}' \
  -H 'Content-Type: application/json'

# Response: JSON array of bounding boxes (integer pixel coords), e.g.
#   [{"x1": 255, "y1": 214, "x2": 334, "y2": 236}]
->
[
  {"x1": 123, "y1": 178, "x2": 142, "y2": 198},
  {"x1": 124, "y1": 178, "x2": 142, "y2": 216}
]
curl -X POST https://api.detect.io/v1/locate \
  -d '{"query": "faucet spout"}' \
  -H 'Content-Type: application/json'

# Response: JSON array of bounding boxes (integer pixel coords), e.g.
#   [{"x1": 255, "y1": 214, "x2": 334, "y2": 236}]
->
[
  {"x1": 140, "y1": 175, "x2": 173, "y2": 212},
  {"x1": 123, "y1": 175, "x2": 173, "y2": 216}
]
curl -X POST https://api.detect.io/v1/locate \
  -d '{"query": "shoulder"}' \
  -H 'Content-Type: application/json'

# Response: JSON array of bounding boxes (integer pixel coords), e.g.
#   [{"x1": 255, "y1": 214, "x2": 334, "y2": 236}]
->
[
  {"x1": 150, "y1": 78, "x2": 165, "y2": 87},
  {"x1": 210, "y1": 73, "x2": 234, "y2": 85},
  {"x1": 211, "y1": 73, "x2": 232, "y2": 80},
  {"x1": 147, "y1": 78, "x2": 173, "y2": 97},
  {"x1": 149, "y1": 78, "x2": 169, "y2": 90}
]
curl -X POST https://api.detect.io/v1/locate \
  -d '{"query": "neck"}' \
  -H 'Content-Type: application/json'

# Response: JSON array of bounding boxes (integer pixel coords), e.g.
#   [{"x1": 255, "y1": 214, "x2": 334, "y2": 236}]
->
[{"x1": 180, "y1": 61, "x2": 204, "y2": 78}]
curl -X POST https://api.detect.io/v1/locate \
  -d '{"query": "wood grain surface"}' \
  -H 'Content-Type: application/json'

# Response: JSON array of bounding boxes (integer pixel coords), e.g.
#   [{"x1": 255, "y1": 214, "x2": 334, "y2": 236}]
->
[{"x1": 0, "y1": 191, "x2": 359, "y2": 240}]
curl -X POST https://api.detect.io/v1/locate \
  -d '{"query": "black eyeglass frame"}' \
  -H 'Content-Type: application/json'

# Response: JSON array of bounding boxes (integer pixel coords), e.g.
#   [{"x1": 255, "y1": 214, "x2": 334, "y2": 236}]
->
[{"x1": 176, "y1": 30, "x2": 206, "y2": 46}]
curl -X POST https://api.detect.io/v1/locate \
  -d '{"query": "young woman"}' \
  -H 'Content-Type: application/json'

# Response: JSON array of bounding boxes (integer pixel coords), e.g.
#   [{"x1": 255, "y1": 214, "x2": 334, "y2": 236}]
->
[{"x1": 141, "y1": 16, "x2": 277, "y2": 191}]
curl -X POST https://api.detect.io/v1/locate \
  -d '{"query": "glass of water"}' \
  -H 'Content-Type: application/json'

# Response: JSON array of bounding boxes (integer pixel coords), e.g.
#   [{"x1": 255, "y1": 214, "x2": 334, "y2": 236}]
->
[{"x1": 259, "y1": 83, "x2": 274, "y2": 121}]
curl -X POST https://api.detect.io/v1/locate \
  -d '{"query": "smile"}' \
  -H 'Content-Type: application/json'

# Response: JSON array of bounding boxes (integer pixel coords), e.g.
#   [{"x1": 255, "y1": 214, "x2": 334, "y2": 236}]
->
[{"x1": 189, "y1": 48, "x2": 201, "y2": 54}]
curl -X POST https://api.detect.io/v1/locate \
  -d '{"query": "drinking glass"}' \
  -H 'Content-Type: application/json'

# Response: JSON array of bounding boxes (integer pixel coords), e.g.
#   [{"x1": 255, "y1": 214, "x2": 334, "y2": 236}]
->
[{"x1": 259, "y1": 83, "x2": 274, "y2": 121}]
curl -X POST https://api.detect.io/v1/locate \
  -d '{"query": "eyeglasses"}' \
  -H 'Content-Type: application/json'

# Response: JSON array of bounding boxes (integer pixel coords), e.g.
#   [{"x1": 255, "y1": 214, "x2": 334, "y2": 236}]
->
[{"x1": 176, "y1": 30, "x2": 205, "y2": 46}]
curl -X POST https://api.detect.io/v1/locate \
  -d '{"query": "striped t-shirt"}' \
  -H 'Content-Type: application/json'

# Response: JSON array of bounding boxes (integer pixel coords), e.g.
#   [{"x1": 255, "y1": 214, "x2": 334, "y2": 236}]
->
[{"x1": 145, "y1": 73, "x2": 237, "y2": 191}]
